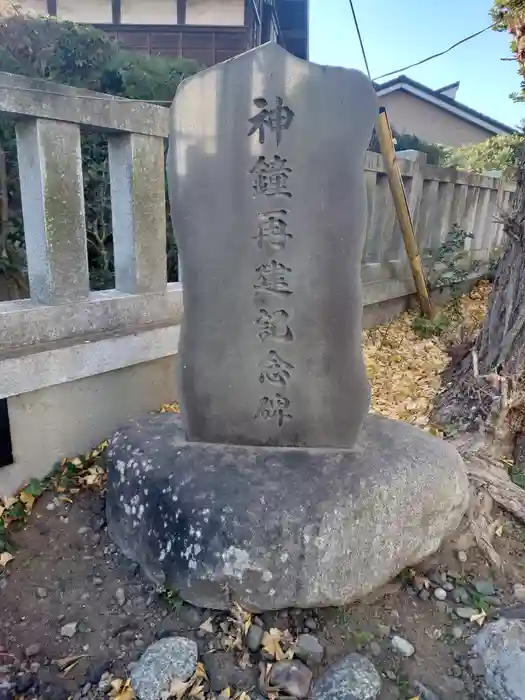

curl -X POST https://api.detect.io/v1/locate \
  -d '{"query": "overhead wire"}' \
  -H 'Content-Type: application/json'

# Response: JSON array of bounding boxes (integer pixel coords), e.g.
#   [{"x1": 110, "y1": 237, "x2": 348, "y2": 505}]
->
[
  {"x1": 373, "y1": 23, "x2": 498, "y2": 81},
  {"x1": 348, "y1": 0, "x2": 371, "y2": 79}
]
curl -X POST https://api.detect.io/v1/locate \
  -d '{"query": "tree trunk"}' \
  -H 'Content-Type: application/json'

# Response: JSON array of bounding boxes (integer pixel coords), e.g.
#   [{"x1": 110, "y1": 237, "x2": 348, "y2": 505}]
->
[{"x1": 434, "y1": 141, "x2": 525, "y2": 443}]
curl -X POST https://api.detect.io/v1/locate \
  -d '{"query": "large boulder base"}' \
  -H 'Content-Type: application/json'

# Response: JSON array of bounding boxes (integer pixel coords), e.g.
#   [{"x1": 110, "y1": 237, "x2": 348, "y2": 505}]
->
[{"x1": 106, "y1": 413, "x2": 469, "y2": 612}]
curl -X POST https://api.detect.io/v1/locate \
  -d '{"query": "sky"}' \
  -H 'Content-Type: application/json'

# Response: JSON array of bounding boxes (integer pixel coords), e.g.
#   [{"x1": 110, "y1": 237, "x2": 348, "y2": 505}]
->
[{"x1": 308, "y1": 0, "x2": 523, "y2": 129}]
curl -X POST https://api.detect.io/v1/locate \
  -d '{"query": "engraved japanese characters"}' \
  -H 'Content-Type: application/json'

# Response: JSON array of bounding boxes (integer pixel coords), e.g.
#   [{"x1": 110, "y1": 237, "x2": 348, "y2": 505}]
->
[{"x1": 168, "y1": 43, "x2": 377, "y2": 448}]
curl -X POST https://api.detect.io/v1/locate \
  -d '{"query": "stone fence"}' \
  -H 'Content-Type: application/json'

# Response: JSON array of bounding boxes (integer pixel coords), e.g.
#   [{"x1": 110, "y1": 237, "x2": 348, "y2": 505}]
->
[{"x1": 0, "y1": 72, "x2": 514, "y2": 494}]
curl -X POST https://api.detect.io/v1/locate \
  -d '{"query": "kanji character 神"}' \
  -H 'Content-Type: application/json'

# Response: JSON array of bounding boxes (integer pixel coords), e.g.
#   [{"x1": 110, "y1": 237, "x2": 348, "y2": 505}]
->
[{"x1": 248, "y1": 96, "x2": 295, "y2": 146}]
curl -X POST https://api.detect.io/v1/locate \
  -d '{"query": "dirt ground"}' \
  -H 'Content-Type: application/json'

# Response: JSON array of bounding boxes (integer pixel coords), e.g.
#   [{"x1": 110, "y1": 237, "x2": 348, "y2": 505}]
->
[{"x1": 1, "y1": 487, "x2": 524, "y2": 700}]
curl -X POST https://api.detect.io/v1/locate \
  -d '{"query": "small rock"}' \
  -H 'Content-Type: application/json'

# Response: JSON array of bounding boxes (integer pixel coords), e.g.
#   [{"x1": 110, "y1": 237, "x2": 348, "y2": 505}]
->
[
  {"x1": 438, "y1": 676, "x2": 465, "y2": 694},
  {"x1": 305, "y1": 618, "x2": 318, "y2": 632},
  {"x1": 0, "y1": 681, "x2": 14, "y2": 700},
  {"x1": 377, "y1": 624, "x2": 390, "y2": 637},
  {"x1": 413, "y1": 681, "x2": 441, "y2": 700},
  {"x1": 418, "y1": 589, "x2": 430, "y2": 602},
  {"x1": 98, "y1": 680, "x2": 112, "y2": 694},
  {"x1": 29, "y1": 663, "x2": 40, "y2": 674},
  {"x1": 87, "y1": 660, "x2": 112, "y2": 684},
  {"x1": 455, "y1": 607, "x2": 477, "y2": 620},
  {"x1": 391, "y1": 636, "x2": 415, "y2": 657},
  {"x1": 385, "y1": 670, "x2": 396, "y2": 681},
  {"x1": 115, "y1": 588, "x2": 126, "y2": 607},
  {"x1": 269, "y1": 660, "x2": 312, "y2": 699},
  {"x1": 93, "y1": 577, "x2": 103, "y2": 586},
  {"x1": 474, "y1": 580, "x2": 496, "y2": 596},
  {"x1": 77, "y1": 527, "x2": 91, "y2": 535},
  {"x1": 369, "y1": 641, "x2": 381, "y2": 657},
  {"x1": 294, "y1": 634, "x2": 324, "y2": 665},
  {"x1": 443, "y1": 582, "x2": 454, "y2": 592},
  {"x1": 42, "y1": 685, "x2": 68, "y2": 700},
  {"x1": 36, "y1": 588, "x2": 48, "y2": 599},
  {"x1": 246, "y1": 624, "x2": 264, "y2": 653},
  {"x1": 81, "y1": 683, "x2": 92, "y2": 696},
  {"x1": 451, "y1": 625, "x2": 464, "y2": 640},
  {"x1": 131, "y1": 638, "x2": 198, "y2": 700},
  {"x1": 457, "y1": 550, "x2": 468, "y2": 563},
  {"x1": 434, "y1": 588, "x2": 447, "y2": 601},
  {"x1": 449, "y1": 664, "x2": 462, "y2": 678},
  {"x1": 14, "y1": 674, "x2": 33, "y2": 694},
  {"x1": 203, "y1": 651, "x2": 257, "y2": 692},
  {"x1": 513, "y1": 583, "x2": 525, "y2": 603},
  {"x1": 468, "y1": 656, "x2": 486, "y2": 677},
  {"x1": 24, "y1": 644, "x2": 41, "y2": 659},
  {"x1": 314, "y1": 653, "x2": 381, "y2": 699},
  {"x1": 60, "y1": 622, "x2": 78, "y2": 638},
  {"x1": 453, "y1": 587, "x2": 471, "y2": 605},
  {"x1": 435, "y1": 601, "x2": 447, "y2": 613}
]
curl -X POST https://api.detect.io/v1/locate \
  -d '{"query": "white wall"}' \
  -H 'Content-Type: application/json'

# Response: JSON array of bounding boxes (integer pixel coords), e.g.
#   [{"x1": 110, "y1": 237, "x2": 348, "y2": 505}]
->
[
  {"x1": 186, "y1": 0, "x2": 244, "y2": 25},
  {"x1": 57, "y1": 0, "x2": 112, "y2": 23},
  {"x1": 121, "y1": 0, "x2": 178, "y2": 24}
]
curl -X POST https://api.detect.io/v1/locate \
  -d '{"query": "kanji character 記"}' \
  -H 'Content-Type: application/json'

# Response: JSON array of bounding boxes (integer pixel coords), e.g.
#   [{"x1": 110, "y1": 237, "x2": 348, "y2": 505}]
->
[
  {"x1": 250, "y1": 155, "x2": 292, "y2": 198},
  {"x1": 254, "y1": 393, "x2": 292, "y2": 427},
  {"x1": 255, "y1": 308, "x2": 293, "y2": 342},
  {"x1": 254, "y1": 260, "x2": 293, "y2": 297},
  {"x1": 259, "y1": 349, "x2": 295, "y2": 386},
  {"x1": 248, "y1": 96, "x2": 295, "y2": 146},
  {"x1": 253, "y1": 209, "x2": 292, "y2": 250}
]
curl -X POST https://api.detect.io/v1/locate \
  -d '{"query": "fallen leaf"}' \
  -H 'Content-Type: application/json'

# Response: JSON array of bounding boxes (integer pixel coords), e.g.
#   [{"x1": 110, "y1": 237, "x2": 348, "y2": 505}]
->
[
  {"x1": 53, "y1": 654, "x2": 88, "y2": 671},
  {"x1": 199, "y1": 617, "x2": 215, "y2": 634},
  {"x1": 262, "y1": 628, "x2": 285, "y2": 661},
  {"x1": 194, "y1": 662, "x2": 207, "y2": 680},
  {"x1": 495, "y1": 523, "x2": 503, "y2": 537},
  {"x1": 111, "y1": 679, "x2": 124, "y2": 694},
  {"x1": 188, "y1": 684, "x2": 205, "y2": 700},
  {"x1": 238, "y1": 651, "x2": 251, "y2": 669},
  {"x1": 114, "y1": 680, "x2": 134, "y2": 700},
  {"x1": 471, "y1": 610, "x2": 487, "y2": 626},
  {"x1": 218, "y1": 688, "x2": 231, "y2": 699},
  {"x1": 19, "y1": 491, "x2": 35, "y2": 513},
  {"x1": 2, "y1": 497, "x2": 17, "y2": 510},
  {"x1": 0, "y1": 552, "x2": 14, "y2": 567},
  {"x1": 169, "y1": 678, "x2": 190, "y2": 699}
]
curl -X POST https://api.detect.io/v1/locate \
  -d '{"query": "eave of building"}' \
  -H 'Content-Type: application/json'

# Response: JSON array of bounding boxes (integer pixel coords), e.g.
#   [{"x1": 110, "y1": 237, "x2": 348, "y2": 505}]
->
[{"x1": 375, "y1": 75, "x2": 515, "y2": 137}]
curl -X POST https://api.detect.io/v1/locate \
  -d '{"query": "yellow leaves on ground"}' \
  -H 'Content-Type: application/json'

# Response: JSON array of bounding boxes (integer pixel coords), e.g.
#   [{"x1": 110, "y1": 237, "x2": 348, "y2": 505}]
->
[
  {"x1": 363, "y1": 282, "x2": 491, "y2": 427},
  {"x1": 112, "y1": 679, "x2": 135, "y2": 700},
  {"x1": 363, "y1": 313, "x2": 448, "y2": 426},
  {"x1": 160, "y1": 403, "x2": 181, "y2": 413}
]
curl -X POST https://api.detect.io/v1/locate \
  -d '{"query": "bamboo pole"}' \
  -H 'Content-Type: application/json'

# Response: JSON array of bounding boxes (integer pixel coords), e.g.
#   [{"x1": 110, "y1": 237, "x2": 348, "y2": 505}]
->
[{"x1": 376, "y1": 107, "x2": 433, "y2": 319}]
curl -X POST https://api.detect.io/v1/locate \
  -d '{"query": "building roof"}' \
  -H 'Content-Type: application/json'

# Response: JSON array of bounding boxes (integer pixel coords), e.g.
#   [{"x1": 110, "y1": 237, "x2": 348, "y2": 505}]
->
[{"x1": 375, "y1": 74, "x2": 515, "y2": 136}]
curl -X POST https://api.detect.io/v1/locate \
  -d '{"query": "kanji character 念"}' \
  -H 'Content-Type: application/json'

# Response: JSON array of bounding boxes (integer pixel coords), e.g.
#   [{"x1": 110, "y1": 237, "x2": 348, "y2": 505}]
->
[{"x1": 259, "y1": 349, "x2": 295, "y2": 386}]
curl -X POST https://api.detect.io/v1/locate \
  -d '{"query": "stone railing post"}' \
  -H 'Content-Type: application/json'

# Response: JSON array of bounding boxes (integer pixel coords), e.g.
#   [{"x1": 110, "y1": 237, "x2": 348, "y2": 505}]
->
[
  {"x1": 15, "y1": 119, "x2": 90, "y2": 305},
  {"x1": 108, "y1": 133, "x2": 167, "y2": 294}
]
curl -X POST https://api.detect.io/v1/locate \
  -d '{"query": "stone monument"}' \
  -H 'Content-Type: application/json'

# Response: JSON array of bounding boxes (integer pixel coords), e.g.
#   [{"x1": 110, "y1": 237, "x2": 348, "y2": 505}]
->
[{"x1": 106, "y1": 44, "x2": 470, "y2": 612}]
